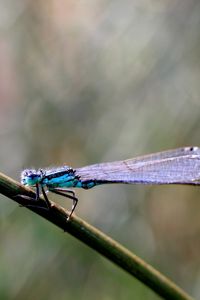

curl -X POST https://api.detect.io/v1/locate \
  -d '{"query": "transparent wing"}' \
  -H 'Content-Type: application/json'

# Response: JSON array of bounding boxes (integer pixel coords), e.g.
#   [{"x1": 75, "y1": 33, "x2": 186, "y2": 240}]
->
[{"x1": 76, "y1": 147, "x2": 200, "y2": 185}]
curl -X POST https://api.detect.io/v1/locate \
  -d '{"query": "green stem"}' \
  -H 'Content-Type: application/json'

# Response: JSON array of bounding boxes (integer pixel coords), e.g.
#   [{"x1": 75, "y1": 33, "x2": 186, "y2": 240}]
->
[{"x1": 0, "y1": 172, "x2": 194, "y2": 300}]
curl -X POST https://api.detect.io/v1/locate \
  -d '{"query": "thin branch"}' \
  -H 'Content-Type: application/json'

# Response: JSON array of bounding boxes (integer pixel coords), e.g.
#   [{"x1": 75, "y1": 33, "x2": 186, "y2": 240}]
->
[{"x1": 0, "y1": 172, "x2": 194, "y2": 300}]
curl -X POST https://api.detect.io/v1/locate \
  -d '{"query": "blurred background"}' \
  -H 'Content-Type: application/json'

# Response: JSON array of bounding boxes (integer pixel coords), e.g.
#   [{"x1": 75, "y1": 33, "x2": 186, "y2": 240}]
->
[{"x1": 0, "y1": 0, "x2": 200, "y2": 299}]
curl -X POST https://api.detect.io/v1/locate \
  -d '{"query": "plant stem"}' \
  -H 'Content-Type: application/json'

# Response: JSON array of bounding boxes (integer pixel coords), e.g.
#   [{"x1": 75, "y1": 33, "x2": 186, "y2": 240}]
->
[{"x1": 0, "y1": 172, "x2": 194, "y2": 300}]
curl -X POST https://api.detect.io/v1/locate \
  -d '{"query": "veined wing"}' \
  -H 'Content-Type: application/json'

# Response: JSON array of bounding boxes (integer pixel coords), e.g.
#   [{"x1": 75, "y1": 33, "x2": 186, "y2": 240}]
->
[{"x1": 76, "y1": 147, "x2": 200, "y2": 185}]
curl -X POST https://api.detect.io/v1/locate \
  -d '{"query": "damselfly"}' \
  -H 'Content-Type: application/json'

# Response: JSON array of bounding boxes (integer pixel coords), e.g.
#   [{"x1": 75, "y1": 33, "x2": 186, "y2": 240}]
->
[{"x1": 21, "y1": 146, "x2": 200, "y2": 219}]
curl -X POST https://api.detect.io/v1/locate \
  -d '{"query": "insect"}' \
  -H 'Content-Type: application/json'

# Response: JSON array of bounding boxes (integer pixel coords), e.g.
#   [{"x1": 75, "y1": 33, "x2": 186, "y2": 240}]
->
[{"x1": 21, "y1": 146, "x2": 200, "y2": 219}]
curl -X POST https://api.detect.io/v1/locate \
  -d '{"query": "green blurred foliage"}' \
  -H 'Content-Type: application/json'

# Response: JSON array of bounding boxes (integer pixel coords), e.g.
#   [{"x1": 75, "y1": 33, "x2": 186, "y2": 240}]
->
[{"x1": 0, "y1": 0, "x2": 200, "y2": 299}]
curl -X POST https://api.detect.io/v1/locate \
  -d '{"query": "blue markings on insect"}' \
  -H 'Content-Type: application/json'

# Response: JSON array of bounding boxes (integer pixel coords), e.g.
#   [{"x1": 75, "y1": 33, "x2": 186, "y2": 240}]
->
[
  {"x1": 21, "y1": 146, "x2": 200, "y2": 219},
  {"x1": 43, "y1": 173, "x2": 77, "y2": 188}
]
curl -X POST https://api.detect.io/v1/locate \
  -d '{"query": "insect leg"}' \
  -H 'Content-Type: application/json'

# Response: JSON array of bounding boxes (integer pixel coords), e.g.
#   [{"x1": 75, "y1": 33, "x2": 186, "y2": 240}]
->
[
  {"x1": 18, "y1": 183, "x2": 50, "y2": 210},
  {"x1": 50, "y1": 188, "x2": 78, "y2": 220},
  {"x1": 41, "y1": 185, "x2": 51, "y2": 209}
]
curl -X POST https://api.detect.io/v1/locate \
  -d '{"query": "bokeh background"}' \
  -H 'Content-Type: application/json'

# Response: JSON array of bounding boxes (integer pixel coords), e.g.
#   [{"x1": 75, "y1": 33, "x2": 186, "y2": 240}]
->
[{"x1": 0, "y1": 1, "x2": 200, "y2": 299}]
